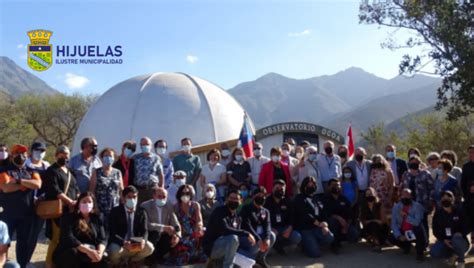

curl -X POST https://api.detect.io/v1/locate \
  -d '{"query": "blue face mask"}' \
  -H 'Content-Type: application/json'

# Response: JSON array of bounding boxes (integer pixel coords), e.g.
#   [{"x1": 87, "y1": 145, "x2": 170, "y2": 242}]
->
[
  {"x1": 235, "y1": 155, "x2": 243, "y2": 162},
  {"x1": 308, "y1": 154, "x2": 317, "y2": 162},
  {"x1": 124, "y1": 148, "x2": 134, "y2": 158},
  {"x1": 125, "y1": 198, "x2": 137, "y2": 210},
  {"x1": 240, "y1": 190, "x2": 249, "y2": 199},
  {"x1": 386, "y1": 151, "x2": 395, "y2": 159},
  {"x1": 141, "y1": 145, "x2": 151, "y2": 154},
  {"x1": 102, "y1": 156, "x2": 114, "y2": 166},
  {"x1": 155, "y1": 198, "x2": 166, "y2": 207}
]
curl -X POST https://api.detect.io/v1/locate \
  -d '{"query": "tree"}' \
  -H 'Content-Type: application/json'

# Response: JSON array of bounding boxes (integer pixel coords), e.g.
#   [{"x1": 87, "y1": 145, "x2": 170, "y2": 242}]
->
[
  {"x1": 16, "y1": 93, "x2": 96, "y2": 147},
  {"x1": 359, "y1": 0, "x2": 474, "y2": 119},
  {"x1": 0, "y1": 101, "x2": 36, "y2": 146},
  {"x1": 360, "y1": 122, "x2": 401, "y2": 156}
]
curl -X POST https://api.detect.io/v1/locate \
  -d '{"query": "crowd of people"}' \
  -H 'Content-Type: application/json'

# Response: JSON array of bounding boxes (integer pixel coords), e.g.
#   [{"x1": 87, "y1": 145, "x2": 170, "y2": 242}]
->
[{"x1": 0, "y1": 136, "x2": 473, "y2": 268}]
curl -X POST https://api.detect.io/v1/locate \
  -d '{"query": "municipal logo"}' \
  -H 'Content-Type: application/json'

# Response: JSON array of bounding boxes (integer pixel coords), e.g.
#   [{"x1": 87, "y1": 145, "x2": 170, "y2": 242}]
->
[{"x1": 27, "y1": 29, "x2": 53, "y2": 71}]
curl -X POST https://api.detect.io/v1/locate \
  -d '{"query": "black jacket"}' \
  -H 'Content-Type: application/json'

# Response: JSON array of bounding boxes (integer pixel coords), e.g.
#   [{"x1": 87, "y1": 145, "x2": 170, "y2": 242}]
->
[
  {"x1": 202, "y1": 205, "x2": 249, "y2": 256},
  {"x1": 56, "y1": 212, "x2": 106, "y2": 251},
  {"x1": 108, "y1": 204, "x2": 148, "y2": 246},
  {"x1": 322, "y1": 193, "x2": 353, "y2": 221},
  {"x1": 113, "y1": 157, "x2": 135, "y2": 186},
  {"x1": 461, "y1": 161, "x2": 474, "y2": 197},
  {"x1": 264, "y1": 194, "x2": 294, "y2": 229},
  {"x1": 432, "y1": 205, "x2": 470, "y2": 241},
  {"x1": 293, "y1": 193, "x2": 327, "y2": 231},
  {"x1": 240, "y1": 203, "x2": 272, "y2": 242}
]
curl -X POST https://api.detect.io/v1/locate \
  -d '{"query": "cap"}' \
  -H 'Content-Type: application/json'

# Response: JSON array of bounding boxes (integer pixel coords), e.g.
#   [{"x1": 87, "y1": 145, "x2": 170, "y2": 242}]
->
[
  {"x1": 31, "y1": 142, "x2": 46, "y2": 151},
  {"x1": 55, "y1": 145, "x2": 70, "y2": 155},
  {"x1": 173, "y1": 170, "x2": 187, "y2": 177},
  {"x1": 273, "y1": 179, "x2": 286, "y2": 186},
  {"x1": 11, "y1": 144, "x2": 28, "y2": 155}
]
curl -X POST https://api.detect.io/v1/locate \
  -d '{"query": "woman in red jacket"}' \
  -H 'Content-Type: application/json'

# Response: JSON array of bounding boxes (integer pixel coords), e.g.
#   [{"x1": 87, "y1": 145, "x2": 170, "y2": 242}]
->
[{"x1": 258, "y1": 147, "x2": 293, "y2": 197}]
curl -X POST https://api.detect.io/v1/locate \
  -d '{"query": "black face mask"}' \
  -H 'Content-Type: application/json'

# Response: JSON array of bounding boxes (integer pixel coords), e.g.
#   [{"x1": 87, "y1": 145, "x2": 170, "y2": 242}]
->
[
  {"x1": 355, "y1": 155, "x2": 364, "y2": 162},
  {"x1": 330, "y1": 187, "x2": 341, "y2": 195},
  {"x1": 366, "y1": 196, "x2": 376, "y2": 203},
  {"x1": 324, "y1": 147, "x2": 333, "y2": 155},
  {"x1": 254, "y1": 196, "x2": 266, "y2": 206},
  {"x1": 274, "y1": 190, "x2": 285, "y2": 199},
  {"x1": 338, "y1": 151, "x2": 347, "y2": 158},
  {"x1": 57, "y1": 158, "x2": 69, "y2": 167},
  {"x1": 227, "y1": 201, "x2": 240, "y2": 210},
  {"x1": 305, "y1": 186, "x2": 316, "y2": 196},
  {"x1": 441, "y1": 200, "x2": 452, "y2": 208},
  {"x1": 371, "y1": 163, "x2": 383, "y2": 169},
  {"x1": 13, "y1": 155, "x2": 26, "y2": 166},
  {"x1": 91, "y1": 147, "x2": 98, "y2": 156},
  {"x1": 401, "y1": 198, "x2": 412, "y2": 206},
  {"x1": 408, "y1": 162, "x2": 419, "y2": 170}
]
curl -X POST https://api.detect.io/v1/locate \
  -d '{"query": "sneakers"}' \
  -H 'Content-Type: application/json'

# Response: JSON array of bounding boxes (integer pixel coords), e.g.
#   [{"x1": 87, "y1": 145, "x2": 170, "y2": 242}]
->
[{"x1": 445, "y1": 255, "x2": 457, "y2": 266}]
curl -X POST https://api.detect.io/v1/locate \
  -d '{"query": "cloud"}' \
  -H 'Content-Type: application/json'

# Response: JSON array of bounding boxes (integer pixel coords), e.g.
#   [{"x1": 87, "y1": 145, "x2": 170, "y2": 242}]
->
[
  {"x1": 17, "y1": 44, "x2": 25, "y2": 49},
  {"x1": 186, "y1": 55, "x2": 199, "y2": 64},
  {"x1": 64, "y1": 73, "x2": 90, "y2": 89},
  {"x1": 288, "y1": 29, "x2": 312, "y2": 37}
]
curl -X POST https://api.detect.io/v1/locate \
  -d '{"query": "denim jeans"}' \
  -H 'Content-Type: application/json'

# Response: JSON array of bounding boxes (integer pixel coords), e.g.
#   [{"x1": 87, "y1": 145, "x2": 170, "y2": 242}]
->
[
  {"x1": 238, "y1": 231, "x2": 276, "y2": 260},
  {"x1": 300, "y1": 228, "x2": 335, "y2": 258},
  {"x1": 210, "y1": 235, "x2": 240, "y2": 268},
  {"x1": 327, "y1": 217, "x2": 359, "y2": 244},
  {"x1": 274, "y1": 226, "x2": 302, "y2": 249},
  {"x1": 388, "y1": 224, "x2": 427, "y2": 256},
  {"x1": 430, "y1": 233, "x2": 471, "y2": 263}
]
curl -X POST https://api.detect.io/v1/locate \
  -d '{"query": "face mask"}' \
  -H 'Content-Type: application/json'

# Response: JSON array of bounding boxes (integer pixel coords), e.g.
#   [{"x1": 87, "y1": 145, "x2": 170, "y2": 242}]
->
[
  {"x1": 227, "y1": 201, "x2": 239, "y2": 210},
  {"x1": 409, "y1": 153, "x2": 418, "y2": 159},
  {"x1": 408, "y1": 162, "x2": 419, "y2": 170},
  {"x1": 324, "y1": 147, "x2": 333, "y2": 155},
  {"x1": 343, "y1": 172, "x2": 352, "y2": 179},
  {"x1": 181, "y1": 195, "x2": 191, "y2": 203},
  {"x1": 221, "y1": 149, "x2": 231, "y2": 157},
  {"x1": 305, "y1": 186, "x2": 316, "y2": 196},
  {"x1": 253, "y1": 149, "x2": 261, "y2": 157},
  {"x1": 441, "y1": 199, "x2": 452, "y2": 208},
  {"x1": 124, "y1": 148, "x2": 134, "y2": 158},
  {"x1": 296, "y1": 152, "x2": 303, "y2": 160},
  {"x1": 155, "y1": 199, "x2": 166, "y2": 207},
  {"x1": 0, "y1": 151, "x2": 8, "y2": 160},
  {"x1": 79, "y1": 203, "x2": 94, "y2": 214},
  {"x1": 155, "y1": 147, "x2": 166, "y2": 155},
  {"x1": 274, "y1": 190, "x2": 285, "y2": 199},
  {"x1": 366, "y1": 196, "x2": 376, "y2": 203},
  {"x1": 175, "y1": 179, "x2": 185, "y2": 187},
  {"x1": 32, "y1": 150, "x2": 46, "y2": 161},
  {"x1": 372, "y1": 162, "x2": 383, "y2": 169},
  {"x1": 182, "y1": 145, "x2": 192, "y2": 152},
  {"x1": 254, "y1": 196, "x2": 265, "y2": 206},
  {"x1": 205, "y1": 191, "x2": 215, "y2": 199},
  {"x1": 355, "y1": 154, "x2": 363, "y2": 162},
  {"x1": 330, "y1": 187, "x2": 341, "y2": 194},
  {"x1": 271, "y1": 155, "x2": 281, "y2": 163},
  {"x1": 13, "y1": 155, "x2": 26, "y2": 166},
  {"x1": 57, "y1": 157, "x2": 68, "y2": 167},
  {"x1": 141, "y1": 145, "x2": 151, "y2": 154},
  {"x1": 102, "y1": 156, "x2": 114, "y2": 166},
  {"x1": 282, "y1": 150, "x2": 290, "y2": 157},
  {"x1": 235, "y1": 155, "x2": 243, "y2": 162},
  {"x1": 240, "y1": 190, "x2": 249, "y2": 199},
  {"x1": 338, "y1": 151, "x2": 347, "y2": 158},
  {"x1": 308, "y1": 154, "x2": 317, "y2": 162},
  {"x1": 91, "y1": 147, "x2": 98, "y2": 156},
  {"x1": 401, "y1": 198, "x2": 412, "y2": 206},
  {"x1": 125, "y1": 198, "x2": 137, "y2": 210},
  {"x1": 436, "y1": 168, "x2": 445, "y2": 176},
  {"x1": 386, "y1": 151, "x2": 395, "y2": 159}
]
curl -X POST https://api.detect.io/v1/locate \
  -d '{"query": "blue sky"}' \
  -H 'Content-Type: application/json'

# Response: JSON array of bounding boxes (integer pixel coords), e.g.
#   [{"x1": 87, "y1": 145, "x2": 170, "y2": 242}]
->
[{"x1": 0, "y1": 0, "x2": 431, "y2": 95}]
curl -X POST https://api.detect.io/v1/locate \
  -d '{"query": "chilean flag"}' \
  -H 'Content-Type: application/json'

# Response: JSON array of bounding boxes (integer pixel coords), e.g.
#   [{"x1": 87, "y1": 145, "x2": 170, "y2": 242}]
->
[
  {"x1": 238, "y1": 113, "x2": 255, "y2": 158},
  {"x1": 346, "y1": 122, "x2": 355, "y2": 158}
]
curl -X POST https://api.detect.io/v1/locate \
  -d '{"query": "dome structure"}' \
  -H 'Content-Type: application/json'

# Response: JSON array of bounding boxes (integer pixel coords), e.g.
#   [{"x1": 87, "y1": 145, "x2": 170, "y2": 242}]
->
[{"x1": 72, "y1": 72, "x2": 251, "y2": 154}]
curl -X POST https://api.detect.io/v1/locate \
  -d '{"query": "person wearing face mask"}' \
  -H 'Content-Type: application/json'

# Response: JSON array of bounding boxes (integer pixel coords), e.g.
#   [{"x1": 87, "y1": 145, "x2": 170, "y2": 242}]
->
[
  {"x1": 43, "y1": 145, "x2": 80, "y2": 268},
  {"x1": 431, "y1": 191, "x2": 470, "y2": 268},
  {"x1": 369, "y1": 154, "x2": 395, "y2": 217},
  {"x1": 399, "y1": 156, "x2": 434, "y2": 244},
  {"x1": 133, "y1": 137, "x2": 164, "y2": 205},
  {"x1": 317, "y1": 141, "x2": 342, "y2": 191},
  {"x1": 264, "y1": 180, "x2": 301, "y2": 255},
  {"x1": 285, "y1": 138, "x2": 297, "y2": 157},
  {"x1": 168, "y1": 170, "x2": 187, "y2": 205},
  {"x1": 440, "y1": 150, "x2": 463, "y2": 184},
  {"x1": 0, "y1": 144, "x2": 9, "y2": 169},
  {"x1": 0, "y1": 144, "x2": 42, "y2": 268},
  {"x1": 237, "y1": 183, "x2": 252, "y2": 214},
  {"x1": 199, "y1": 184, "x2": 221, "y2": 227},
  {"x1": 89, "y1": 148, "x2": 124, "y2": 230},
  {"x1": 340, "y1": 167, "x2": 359, "y2": 224},
  {"x1": 426, "y1": 151, "x2": 441, "y2": 179},
  {"x1": 199, "y1": 149, "x2": 226, "y2": 202},
  {"x1": 247, "y1": 143, "x2": 270, "y2": 191},
  {"x1": 294, "y1": 176, "x2": 334, "y2": 258},
  {"x1": 219, "y1": 143, "x2": 232, "y2": 167},
  {"x1": 140, "y1": 186, "x2": 181, "y2": 265},
  {"x1": 154, "y1": 139, "x2": 174, "y2": 188},
  {"x1": 69, "y1": 137, "x2": 102, "y2": 194},
  {"x1": 226, "y1": 148, "x2": 251, "y2": 189},
  {"x1": 346, "y1": 147, "x2": 372, "y2": 206},
  {"x1": 281, "y1": 143, "x2": 299, "y2": 185},
  {"x1": 337, "y1": 145, "x2": 350, "y2": 167},
  {"x1": 406, "y1": 148, "x2": 428, "y2": 170},
  {"x1": 323, "y1": 179, "x2": 359, "y2": 253},
  {"x1": 172, "y1": 137, "x2": 202, "y2": 186},
  {"x1": 433, "y1": 159, "x2": 462, "y2": 205},
  {"x1": 259, "y1": 147, "x2": 293, "y2": 197},
  {"x1": 295, "y1": 145, "x2": 305, "y2": 163},
  {"x1": 239, "y1": 187, "x2": 275, "y2": 268},
  {"x1": 53, "y1": 192, "x2": 107, "y2": 268},
  {"x1": 113, "y1": 141, "x2": 136, "y2": 188},
  {"x1": 360, "y1": 187, "x2": 389, "y2": 252},
  {"x1": 203, "y1": 189, "x2": 255, "y2": 268},
  {"x1": 299, "y1": 146, "x2": 324, "y2": 197},
  {"x1": 108, "y1": 185, "x2": 154, "y2": 266},
  {"x1": 166, "y1": 184, "x2": 207, "y2": 265},
  {"x1": 389, "y1": 188, "x2": 426, "y2": 262},
  {"x1": 384, "y1": 144, "x2": 408, "y2": 187}
]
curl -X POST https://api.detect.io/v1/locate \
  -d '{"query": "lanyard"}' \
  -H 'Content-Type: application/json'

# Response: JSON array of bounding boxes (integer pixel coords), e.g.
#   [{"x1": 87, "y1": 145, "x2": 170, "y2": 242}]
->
[
  {"x1": 356, "y1": 162, "x2": 365, "y2": 176},
  {"x1": 325, "y1": 156, "x2": 334, "y2": 168}
]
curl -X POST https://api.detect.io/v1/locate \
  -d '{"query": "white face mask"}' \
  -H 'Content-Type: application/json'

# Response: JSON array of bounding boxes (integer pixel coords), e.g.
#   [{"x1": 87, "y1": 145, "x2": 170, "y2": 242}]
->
[
  {"x1": 282, "y1": 150, "x2": 290, "y2": 157},
  {"x1": 175, "y1": 179, "x2": 185, "y2": 187},
  {"x1": 182, "y1": 145, "x2": 192, "y2": 152},
  {"x1": 32, "y1": 150, "x2": 46, "y2": 161},
  {"x1": 205, "y1": 191, "x2": 215, "y2": 199},
  {"x1": 221, "y1": 149, "x2": 231, "y2": 157},
  {"x1": 181, "y1": 195, "x2": 191, "y2": 203},
  {"x1": 156, "y1": 147, "x2": 166, "y2": 155},
  {"x1": 272, "y1": 155, "x2": 281, "y2": 163},
  {"x1": 0, "y1": 151, "x2": 8, "y2": 160},
  {"x1": 253, "y1": 149, "x2": 262, "y2": 157}
]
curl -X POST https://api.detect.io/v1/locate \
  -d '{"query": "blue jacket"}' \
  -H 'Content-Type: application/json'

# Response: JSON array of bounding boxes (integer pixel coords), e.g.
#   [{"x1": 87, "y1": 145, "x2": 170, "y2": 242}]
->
[{"x1": 391, "y1": 200, "x2": 424, "y2": 238}]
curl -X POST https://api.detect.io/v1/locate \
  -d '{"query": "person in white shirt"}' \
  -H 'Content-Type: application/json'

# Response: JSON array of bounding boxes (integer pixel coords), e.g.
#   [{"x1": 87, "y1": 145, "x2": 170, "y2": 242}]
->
[
  {"x1": 168, "y1": 170, "x2": 187, "y2": 205},
  {"x1": 248, "y1": 143, "x2": 270, "y2": 191},
  {"x1": 219, "y1": 143, "x2": 232, "y2": 167},
  {"x1": 299, "y1": 146, "x2": 324, "y2": 197},
  {"x1": 316, "y1": 141, "x2": 342, "y2": 191},
  {"x1": 199, "y1": 149, "x2": 227, "y2": 202},
  {"x1": 346, "y1": 147, "x2": 372, "y2": 205}
]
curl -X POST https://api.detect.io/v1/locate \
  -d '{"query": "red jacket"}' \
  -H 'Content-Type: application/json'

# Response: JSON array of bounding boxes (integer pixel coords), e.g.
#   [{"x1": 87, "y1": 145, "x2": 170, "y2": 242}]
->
[{"x1": 258, "y1": 161, "x2": 293, "y2": 197}]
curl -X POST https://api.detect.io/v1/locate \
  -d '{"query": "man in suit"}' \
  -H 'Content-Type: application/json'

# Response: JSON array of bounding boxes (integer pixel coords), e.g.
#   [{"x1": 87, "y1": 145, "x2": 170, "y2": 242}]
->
[
  {"x1": 346, "y1": 147, "x2": 372, "y2": 205},
  {"x1": 107, "y1": 185, "x2": 154, "y2": 266},
  {"x1": 141, "y1": 186, "x2": 181, "y2": 263},
  {"x1": 385, "y1": 144, "x2": 408, "y2": 186}
]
